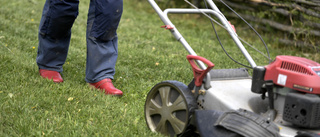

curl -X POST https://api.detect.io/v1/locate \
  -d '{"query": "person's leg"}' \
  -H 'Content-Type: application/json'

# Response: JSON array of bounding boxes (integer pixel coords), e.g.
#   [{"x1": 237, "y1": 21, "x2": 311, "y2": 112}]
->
[
  {"x1": 36, "y1": 0, "x2": 79, "y2": 83},
  {"x1": 37, "y1": 0, "x2": 79, "y2": 72},
  {"x1": 85, "y1": 0, "x2": 123, "y2": 83},
  {"x1": 86, "y1": 0, "x2": 123, "y2": 95}
]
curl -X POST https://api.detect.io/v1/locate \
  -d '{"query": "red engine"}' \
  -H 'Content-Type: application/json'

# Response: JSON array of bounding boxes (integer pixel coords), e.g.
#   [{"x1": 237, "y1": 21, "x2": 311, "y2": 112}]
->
[
  {"x1": 264, "y1": 55, "x2": 320, "y2": 94},
  {"x1": 251, "y1": 55, "x2": 320, "y2": 128}
]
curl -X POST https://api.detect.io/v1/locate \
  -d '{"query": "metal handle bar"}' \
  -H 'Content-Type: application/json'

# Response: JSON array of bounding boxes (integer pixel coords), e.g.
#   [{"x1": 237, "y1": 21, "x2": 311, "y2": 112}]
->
[{"x1": 148, "y1": 0, "x2": 257, "y2": 68}]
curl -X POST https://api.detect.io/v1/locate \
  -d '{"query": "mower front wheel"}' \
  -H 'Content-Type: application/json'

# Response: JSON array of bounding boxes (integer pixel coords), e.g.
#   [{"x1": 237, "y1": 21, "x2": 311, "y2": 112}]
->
[{"x1": 144, "y1": 80, "x2": 197, "y2": 136}]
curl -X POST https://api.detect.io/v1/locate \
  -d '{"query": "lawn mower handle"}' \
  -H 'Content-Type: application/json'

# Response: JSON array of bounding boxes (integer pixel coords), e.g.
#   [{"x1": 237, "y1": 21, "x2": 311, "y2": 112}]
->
[{"x1": 147, "y1": 0, "x2": 257, "y2": 68}]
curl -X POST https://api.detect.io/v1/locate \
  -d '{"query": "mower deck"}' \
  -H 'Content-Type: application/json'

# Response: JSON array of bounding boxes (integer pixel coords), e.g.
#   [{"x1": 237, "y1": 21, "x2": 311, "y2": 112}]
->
[{"x1": 197, "y1": 69, "x2": 320, "y2": 136}]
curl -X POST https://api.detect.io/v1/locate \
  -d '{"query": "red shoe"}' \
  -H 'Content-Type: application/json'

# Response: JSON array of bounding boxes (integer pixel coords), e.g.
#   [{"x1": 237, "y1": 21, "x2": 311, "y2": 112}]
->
[
  {"x1": 39, "y1": 69, "x2": 63, "y2": 83},
  {"x1": 89, "y1": 78, "x2": 123, "y2": 96}
]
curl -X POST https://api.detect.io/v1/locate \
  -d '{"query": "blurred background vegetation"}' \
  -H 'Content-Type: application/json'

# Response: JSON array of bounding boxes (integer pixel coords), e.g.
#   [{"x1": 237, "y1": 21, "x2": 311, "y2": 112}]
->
[{"x1": 154, "y1": 0, "x2": 320, "y2": 52}]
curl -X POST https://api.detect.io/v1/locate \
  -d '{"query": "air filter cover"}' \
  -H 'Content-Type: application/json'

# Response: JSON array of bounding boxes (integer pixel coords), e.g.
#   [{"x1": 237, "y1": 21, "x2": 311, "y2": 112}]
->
[{"x1": 283, "y1": 92, "x2": 320, "y2": 128}]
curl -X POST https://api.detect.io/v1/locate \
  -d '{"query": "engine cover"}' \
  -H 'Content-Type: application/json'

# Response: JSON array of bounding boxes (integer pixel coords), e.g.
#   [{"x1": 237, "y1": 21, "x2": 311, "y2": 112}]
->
[
  {"x1": 264, "y1": 55, "x2": 320, "y2": 94},
  {"x1": 283, "y1": 92, "x2": 320, "y2": 128}
]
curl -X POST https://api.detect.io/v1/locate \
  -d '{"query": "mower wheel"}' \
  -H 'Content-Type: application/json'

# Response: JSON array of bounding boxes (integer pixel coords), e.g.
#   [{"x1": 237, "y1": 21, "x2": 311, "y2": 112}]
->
[{"x1": 144, "y1": 80, "x2": 197, "y2": 136}]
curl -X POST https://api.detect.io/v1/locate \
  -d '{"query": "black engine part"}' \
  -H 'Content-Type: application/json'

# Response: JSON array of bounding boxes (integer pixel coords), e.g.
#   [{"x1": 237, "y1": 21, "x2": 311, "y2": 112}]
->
[
  {"x1": 251, "y1": 66, "x2": 266, "y2": 94},
  {"x1": 283, "y1": 92, "x2": 320, "y2": 128}
]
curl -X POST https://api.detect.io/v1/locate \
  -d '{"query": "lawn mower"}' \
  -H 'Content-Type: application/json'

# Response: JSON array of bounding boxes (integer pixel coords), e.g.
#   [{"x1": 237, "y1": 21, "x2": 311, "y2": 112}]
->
[{"x1": 144, "y1": 0, "x2": 320, "y2": 136}]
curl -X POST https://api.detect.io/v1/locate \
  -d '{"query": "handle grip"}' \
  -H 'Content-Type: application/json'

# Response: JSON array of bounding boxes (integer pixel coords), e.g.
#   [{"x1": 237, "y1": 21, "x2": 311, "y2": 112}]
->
[{"x1": 187, "y1": 55, "x2": 214, "y2": 87}]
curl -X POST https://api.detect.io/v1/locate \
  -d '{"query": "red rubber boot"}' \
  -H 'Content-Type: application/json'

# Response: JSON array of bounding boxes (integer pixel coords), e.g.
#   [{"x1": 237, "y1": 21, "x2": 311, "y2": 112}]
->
[
  {"x1": 39, "y1": 69, "x2": 63, "y2": 83},
  {"x1": 89, "y1": 78, "x2": 123, "y2": 96}
]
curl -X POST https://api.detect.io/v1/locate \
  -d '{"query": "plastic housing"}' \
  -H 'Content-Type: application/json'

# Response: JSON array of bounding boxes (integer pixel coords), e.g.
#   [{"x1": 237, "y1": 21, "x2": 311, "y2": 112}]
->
[
  {"x1": 264, "y1": 56, "x2": 320, "y2": 94},
  {"x1": 283, "y1": 92, "x2": 320, "y2": 128}
]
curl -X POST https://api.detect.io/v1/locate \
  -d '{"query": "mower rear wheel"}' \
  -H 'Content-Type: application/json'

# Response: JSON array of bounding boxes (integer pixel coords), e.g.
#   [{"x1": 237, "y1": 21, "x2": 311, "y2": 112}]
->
[{"x1": 144, "y1": 81, "x2": 197, "y2": 136}]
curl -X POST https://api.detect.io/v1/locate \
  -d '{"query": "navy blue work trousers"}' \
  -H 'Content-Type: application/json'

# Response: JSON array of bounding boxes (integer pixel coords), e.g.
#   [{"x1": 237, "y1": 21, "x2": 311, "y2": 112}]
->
[{"x1": 36, "y1": 0, "x2": 123, "y2": 83}]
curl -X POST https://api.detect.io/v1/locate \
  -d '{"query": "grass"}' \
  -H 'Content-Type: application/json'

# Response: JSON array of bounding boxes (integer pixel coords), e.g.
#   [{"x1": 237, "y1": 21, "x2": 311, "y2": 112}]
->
[{"x1": 0, "y1": 0, "x2": 319, "y2": 136}]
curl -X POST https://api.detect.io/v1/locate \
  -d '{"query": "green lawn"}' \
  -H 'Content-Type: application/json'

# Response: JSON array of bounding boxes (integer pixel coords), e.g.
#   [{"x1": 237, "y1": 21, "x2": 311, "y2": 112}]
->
[{"x1": 0, "y1": 0, "x2": 319, "y2": 136}]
